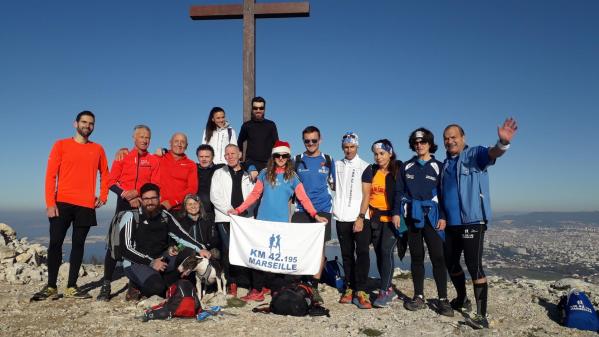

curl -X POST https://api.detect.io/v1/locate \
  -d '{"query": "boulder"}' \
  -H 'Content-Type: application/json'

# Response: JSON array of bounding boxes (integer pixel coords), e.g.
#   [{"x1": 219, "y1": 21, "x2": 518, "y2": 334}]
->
[
  {"x1": 0, "y1": 223, "x2": 17, "y2": 244},
  {"x1": 551, "y1": 278, "x2": 597, "y2": 294},
  {"x1": 0, "y1": 246, "x2": 17, "y2": 260},
  {"x1": 15, "y1": 252, "x2": 32, "y2": 264}
]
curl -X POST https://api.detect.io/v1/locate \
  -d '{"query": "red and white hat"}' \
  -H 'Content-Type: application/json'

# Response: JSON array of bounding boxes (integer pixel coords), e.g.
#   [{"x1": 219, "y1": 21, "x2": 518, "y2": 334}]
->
[{"x1": 272, "y1": 140, "x2": 291, "y2": 155}]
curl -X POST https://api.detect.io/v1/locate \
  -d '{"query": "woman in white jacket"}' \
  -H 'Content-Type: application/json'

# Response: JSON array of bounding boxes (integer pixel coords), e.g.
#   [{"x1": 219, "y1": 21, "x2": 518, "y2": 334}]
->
[{"x1": 202, "y1": 107, "x2": 237, "y2": 165}]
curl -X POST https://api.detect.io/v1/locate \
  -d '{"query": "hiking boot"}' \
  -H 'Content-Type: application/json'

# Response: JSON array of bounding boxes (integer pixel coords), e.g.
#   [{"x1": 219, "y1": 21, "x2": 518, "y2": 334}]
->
[
  {"x1": 404, "y1": 295, "x2": 427, "y2": 311},
  {"x1": 438, "y1": 298, "x2": 455, "y2": 317},
  {"x1": 96, "y1": 281, "x2": 111, "y2": 302},
  {"x1": 450, "y1": 297, "x2": 472, "y2": 312},
  {"x1": 311, "y1": 285, "x2": 323, "y2": 304},
  {"x1": 373, "y1": 288, "x2": 396, "y2": 308},
  {"x1": 240, "y1": 288, "x2": 265, "y2": 302},
  {"x1": 228, "y1": 283, "x2": 238, "y2": 297},
  {"x1": 64, "y1": 287, "x2": 92, "y2": 299},
  {"x1": 125, "y1": 283, "x2": 142, "y2": 302},
  {"x1": 464, "y1": 313, "x2": 489, "y2": 329},
  {"x1": 352, "y1": 290, "x2": 372, "y2": 309},
  {"x1": 30, "y1": 285, "x2": 59, "y2": 301},
  {"x1": 339, "y1": 288, "x2": 353, "y2": 304}
]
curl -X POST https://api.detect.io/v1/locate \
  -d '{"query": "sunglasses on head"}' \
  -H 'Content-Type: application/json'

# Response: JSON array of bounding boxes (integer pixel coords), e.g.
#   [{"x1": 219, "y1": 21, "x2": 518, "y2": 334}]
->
[
  {"x1": 303, "y1": 139, "x2": 318, "y2": 144},
  {"x1": 273, "y1": 153, "x2": 290, "y2": 159}
]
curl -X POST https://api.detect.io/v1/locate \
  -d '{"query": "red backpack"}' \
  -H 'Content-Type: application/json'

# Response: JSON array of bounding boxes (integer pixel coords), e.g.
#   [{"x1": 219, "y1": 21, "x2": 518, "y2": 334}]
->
[{"x1": 143, "y1": 279, "x2": 202, "y2": 321}]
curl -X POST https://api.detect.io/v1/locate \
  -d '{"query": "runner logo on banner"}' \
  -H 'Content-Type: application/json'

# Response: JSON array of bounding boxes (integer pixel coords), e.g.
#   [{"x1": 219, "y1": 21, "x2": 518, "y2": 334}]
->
[{"x1": 228, "y1": 215, "x2": 325, "y2": 275}]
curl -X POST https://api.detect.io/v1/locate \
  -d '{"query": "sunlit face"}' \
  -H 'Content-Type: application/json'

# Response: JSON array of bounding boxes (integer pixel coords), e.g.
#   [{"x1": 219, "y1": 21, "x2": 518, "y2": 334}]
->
[
  {"x1": 74, "y1": 115, "x2": 95, "y2": 138},
  {"x1": 197, "y1": 149, "x2": 213, "y2": 168},
  {"x1": 251, "y1": 102, "x2": 265, "y2": 120},
  {"x1": 373, "y1": 148, "x2": 391, "y2": 168},
  {"x1": 414, "y1": 139, "x2": 430, "y2": 157},
  {"x1": 303, "y1": 131, "x2": 320, "y2": 154},
  {"x1": 273, "y1": 153, "x2": 290, "y2": 168},
  {"x1": 443, "y1": 126, "x2": 465, "y2": 156},
  {"x1": 224, "y1": 146, "x2": 240, "y2": 167},
  {"x1": 185, "y1": 198, "x2": 201, "y2": 216},
  {"x1": 133, "y1": 128, "x2": 151, "y2": 152},
  {"x1": 141, "y1": 190, "x2": 160, "y2": 216},
  {"x1": 342, "y1": 143, "x2": 358, "y2": 160},
  {"x1": 170, "y1": 133, "x2": 188, "y2": 156},
  {"x1": 212, "y1": 110, "x2": 226, "y2": 128}
]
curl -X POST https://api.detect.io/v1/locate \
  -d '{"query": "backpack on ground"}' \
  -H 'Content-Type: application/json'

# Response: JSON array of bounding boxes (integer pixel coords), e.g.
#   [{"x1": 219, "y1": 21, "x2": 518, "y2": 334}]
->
[
  {"x1": 252, "y1": 283, "x2": 330, "y2": 317},
  {"x1": 322, "y1": 256, "x2": 345, "y2": 292},
  {"x1": 558, "y1": 288, "x2": 599, "y2": 332},
  {"x1": 107, "y1": 209, "x2": 140, "y2": 260},
  {"x1": 294, "y1": 153, "x2": 335, "y2": 191},
  {"x1": 142, "y1": 279, "x2": 202, "y2": 321}
]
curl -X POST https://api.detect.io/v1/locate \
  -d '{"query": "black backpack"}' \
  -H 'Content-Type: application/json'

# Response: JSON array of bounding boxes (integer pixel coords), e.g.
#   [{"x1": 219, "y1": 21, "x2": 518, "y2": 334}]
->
[
  {"x1": 252, "y1": 283, "x2": 330, "y2": 317},
  {"x1": 294, "y1": 153, "x2": 335, "y2": 191}
]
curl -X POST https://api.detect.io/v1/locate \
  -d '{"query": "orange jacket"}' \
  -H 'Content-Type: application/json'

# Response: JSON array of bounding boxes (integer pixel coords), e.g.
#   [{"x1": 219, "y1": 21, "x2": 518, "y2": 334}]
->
[
  {"x1": 45, "y1": 138, "x2": 109, "y2": 208},
  {"x1": 108, "y1": 148, "x2": 161, "y2": 197},
  {"x1": 159, "y1": 152, "x2": 198, "y2": 209}
]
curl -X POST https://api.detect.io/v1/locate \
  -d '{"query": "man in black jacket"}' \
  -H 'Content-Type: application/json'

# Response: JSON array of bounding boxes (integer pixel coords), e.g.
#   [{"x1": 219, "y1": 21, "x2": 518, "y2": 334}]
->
[
  {"x1": 196, "y1": 144, "x2": 225, "y2": 219},
  {"x1": 237, "y1": 96, "x2": 278, "y2": 180},
  {"x1": 120, "y1": 183, "x2": 211, "y2": 299}
]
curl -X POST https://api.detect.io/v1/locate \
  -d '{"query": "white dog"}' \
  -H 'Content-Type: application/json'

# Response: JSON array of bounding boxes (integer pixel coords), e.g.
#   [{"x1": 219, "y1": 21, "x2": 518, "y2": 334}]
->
[{"x1": 178, "y1": 254, "x2": 227, "y2": 299}]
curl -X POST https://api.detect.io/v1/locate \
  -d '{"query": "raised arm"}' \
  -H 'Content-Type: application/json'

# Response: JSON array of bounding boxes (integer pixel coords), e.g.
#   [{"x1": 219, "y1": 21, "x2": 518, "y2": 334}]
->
[{"x1": 488, "y1": 118, "x2": 518, "y2": 160}]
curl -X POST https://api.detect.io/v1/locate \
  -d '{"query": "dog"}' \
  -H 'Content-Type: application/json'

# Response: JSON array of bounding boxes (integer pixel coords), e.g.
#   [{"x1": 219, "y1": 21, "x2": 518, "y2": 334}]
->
[{"x1": 178, "y1": 249, "x2": 227, "y2": 299}]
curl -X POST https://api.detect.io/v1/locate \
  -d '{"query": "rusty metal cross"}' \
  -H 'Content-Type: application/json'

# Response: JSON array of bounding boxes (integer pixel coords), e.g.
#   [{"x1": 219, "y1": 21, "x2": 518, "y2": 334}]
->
[{"x1": 190, "y1": 0, "x2": 310, "y2": 122}]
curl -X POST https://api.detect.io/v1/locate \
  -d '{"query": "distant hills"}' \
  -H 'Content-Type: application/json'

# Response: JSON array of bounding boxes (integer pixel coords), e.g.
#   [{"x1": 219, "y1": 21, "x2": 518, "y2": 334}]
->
[{"x1": 494, "y1": 211, "x2": 599, "y2": 226}]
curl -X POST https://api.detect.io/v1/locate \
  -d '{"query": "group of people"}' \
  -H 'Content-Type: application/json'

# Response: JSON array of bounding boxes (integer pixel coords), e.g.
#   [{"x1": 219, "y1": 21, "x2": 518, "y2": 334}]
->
[{"x1": 36, "y1": 96, "x2": 518, "y2": 330}]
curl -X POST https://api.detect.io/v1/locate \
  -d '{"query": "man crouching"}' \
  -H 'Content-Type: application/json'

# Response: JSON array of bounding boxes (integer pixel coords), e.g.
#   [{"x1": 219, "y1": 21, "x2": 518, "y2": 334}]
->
[{"x1": 119, "y1": 183, "x2": 211, "y2": 299}]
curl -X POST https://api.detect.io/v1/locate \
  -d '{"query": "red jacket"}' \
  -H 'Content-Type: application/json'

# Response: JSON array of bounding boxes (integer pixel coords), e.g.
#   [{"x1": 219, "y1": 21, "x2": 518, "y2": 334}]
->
[
  {"x1": 159, "y1": 152, "x2": 198, "y2": 209},
  {"x1": 108, "y1": 148, "x2": 161, "y2": 197}
]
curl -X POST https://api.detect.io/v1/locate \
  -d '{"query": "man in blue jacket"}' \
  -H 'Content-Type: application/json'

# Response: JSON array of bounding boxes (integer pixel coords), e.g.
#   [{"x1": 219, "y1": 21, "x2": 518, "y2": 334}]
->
[{"x1": 441, "y1": 118, "x2": 518, "y2": 329}]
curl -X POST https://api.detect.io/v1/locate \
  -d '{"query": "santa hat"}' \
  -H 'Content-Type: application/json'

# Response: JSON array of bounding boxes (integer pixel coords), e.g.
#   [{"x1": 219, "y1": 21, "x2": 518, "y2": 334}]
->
[{"x1": 272, "y1": 140, "x2": 291, "y2": 155}]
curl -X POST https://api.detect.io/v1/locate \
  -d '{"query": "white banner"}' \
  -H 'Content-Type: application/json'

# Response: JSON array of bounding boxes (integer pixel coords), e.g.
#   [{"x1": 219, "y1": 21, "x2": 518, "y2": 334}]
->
[{"x1": 229, "y1": 215, "x2": 325, "y2": 275}]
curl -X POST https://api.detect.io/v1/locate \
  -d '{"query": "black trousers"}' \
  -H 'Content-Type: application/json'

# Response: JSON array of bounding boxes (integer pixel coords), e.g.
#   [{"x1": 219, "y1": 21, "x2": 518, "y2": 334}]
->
[
  {"x1": 336, "y1": 220, "x2": 371, "y2": 291},
  {"x1": 103, "y1": 198, "x2": 134, "y2": 281},
  {"x1": 47, "y1": 202, "x2": 95, "y2": 288},
  {"x1": 216, "y1": 221, "x2": 249, "y2": 285},
  {"x1": 444, "y1": 224, "x2": 487, "y2": 280},
  {"x1": 407, "y1": 219, "x2": 447, "y2": 298}
]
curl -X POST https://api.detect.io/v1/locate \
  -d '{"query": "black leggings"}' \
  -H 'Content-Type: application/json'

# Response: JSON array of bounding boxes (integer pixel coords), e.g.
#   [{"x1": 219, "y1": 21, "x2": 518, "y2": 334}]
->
[
  {"x1": 407, "y1": 219, "x2": 447, "y2": 298},
  {"x1": 336, "y1": 221, "x2": 371, "y2": 291},
  {"x1": 444, "y1": 224, "x2": 487, "y2": 280},
  {"x1": 47, "y1": 208, "x2": 92, "y2": 288}
]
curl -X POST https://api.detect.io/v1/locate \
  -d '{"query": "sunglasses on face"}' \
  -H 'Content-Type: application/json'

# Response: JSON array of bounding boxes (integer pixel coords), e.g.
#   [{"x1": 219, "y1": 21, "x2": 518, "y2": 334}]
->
[
  {"x1": 303, "y1": 139, "x2": 319, "y2": 144},
  {"x1": 414, "y1": 140, "x2": 428, "y2": 145},
  {"x1": 252, "y1": 106, "x2": 265, "y2": 111},
  {"x1": 273, "y1": 153, "x2": 290, "y2": 159}
]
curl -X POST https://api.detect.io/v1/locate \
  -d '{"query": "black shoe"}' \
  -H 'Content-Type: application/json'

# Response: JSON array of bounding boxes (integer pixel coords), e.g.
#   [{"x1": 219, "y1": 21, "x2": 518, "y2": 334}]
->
[
  {"x1": 437, "y1": 299, "x2": 455, "y2": 317},
  {"x1": 96, "y1": 281, "x2": 111, "y2": 302},
  {"x1": 126, "y1": 283, "x2": 142, "y2": 301},
  {"x1": 30, "y1": 285, "x2": 59, "y2": 301},
  {"x1": 450, "y1": 297, "x2": 472, "y2": 312},
  {"x1": 403, "y1": 295, "x2": 426, "y2": 311},
  {"x1": 464, "y1": 314, "x2": 489, "y2": 329}
]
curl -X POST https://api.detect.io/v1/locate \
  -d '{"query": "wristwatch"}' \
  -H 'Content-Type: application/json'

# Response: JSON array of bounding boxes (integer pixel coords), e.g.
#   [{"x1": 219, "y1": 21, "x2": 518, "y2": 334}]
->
[{"x1": 358, "y1": 213, "x2": 366, "y2": 219}]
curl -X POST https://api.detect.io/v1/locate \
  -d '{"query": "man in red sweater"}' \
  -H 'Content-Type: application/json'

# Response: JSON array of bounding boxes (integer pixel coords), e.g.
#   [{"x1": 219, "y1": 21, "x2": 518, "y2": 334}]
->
[
  {"x1": 97, "y1": 124, "x2": 161, "y2": 301},
  {"x1": 33, "y1": 110, "x2": 109, "y2": 301},
  {"x1": 159, "y1": 132, "x2": 198, "y2": 211}
]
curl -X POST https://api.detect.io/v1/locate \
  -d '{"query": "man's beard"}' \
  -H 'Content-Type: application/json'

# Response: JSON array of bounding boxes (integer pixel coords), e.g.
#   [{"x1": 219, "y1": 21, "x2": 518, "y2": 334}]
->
[
  {"x1": 77, "y1": 127, "x2": 93, "y2": 138},
  {"x1": 143, "y1": 205, "x2": 160, "y2": 217}
]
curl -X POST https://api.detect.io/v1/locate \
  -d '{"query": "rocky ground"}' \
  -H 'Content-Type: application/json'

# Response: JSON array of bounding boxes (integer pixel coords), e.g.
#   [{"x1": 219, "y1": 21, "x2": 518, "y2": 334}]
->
[{"x1": 1, "y1": 223, "x2": 598, "y2": 337}]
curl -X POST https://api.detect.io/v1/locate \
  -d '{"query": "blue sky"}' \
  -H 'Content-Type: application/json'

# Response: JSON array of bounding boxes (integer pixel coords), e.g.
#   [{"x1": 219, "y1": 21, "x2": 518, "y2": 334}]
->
[{"x1": 1, "y1": 0, "x2": 598, "y2": 213}]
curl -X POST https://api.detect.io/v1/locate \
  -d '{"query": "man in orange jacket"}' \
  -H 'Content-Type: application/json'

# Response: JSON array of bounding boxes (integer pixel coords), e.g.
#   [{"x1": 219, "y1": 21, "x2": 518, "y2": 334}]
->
[
  {"x1": 97, "y1": 124, "x2": 161, "y2": 301},
  {"x1": 33, "y1": 110, "x2": 109, "y2": 301},
  {"x1": 159, "y1": 132, "x2": 198, "y2": 211}
]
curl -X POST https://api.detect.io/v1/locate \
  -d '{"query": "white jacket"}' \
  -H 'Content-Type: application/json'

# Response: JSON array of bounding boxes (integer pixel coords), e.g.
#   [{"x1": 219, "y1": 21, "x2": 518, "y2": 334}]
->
[
  {"x1": 202, "y1": 124, "x2": 237, "y2": 165},
  {"x1": 332, "y1": 155, "x2": 371, "y2": 222},
  {"x1": 210, "y1": 165, "x2": 254, "y2": 222}
]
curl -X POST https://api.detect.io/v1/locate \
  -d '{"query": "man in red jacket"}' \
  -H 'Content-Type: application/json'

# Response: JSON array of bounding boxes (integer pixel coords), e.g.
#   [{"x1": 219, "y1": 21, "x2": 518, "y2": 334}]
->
[
  {"x1": 160, "y1": 132, "x2": 198, "y2": 211},
  {"x1": 97, "y1": 124, "x2": 161, "y2": 301}
]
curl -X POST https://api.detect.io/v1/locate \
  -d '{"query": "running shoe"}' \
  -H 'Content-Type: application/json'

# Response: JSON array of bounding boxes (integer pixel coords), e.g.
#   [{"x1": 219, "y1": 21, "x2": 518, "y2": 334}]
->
[
  {"x1": 404, "y1": 295, "x2": 427, "y2": 311},
  {"x1": 373, "y1": 287, "x2": 396, "y2": 308},
  {"x1": 464, "y1": 313, "x2": 489, "y2": 329},
  {"x1": 228, "y1": 282, "x2": 238, "y2": 297},
  {"x1": 96, "y1": 281, "x2": 111, "y2": 302},
  {"x1": 125, "y1": 283, "x2": 142, "y2": 301},
  {"x1": 339, "y1": 288, "x2": 353, "y2": 304},
  {"x1": 30, "y1": 285, "x2": 59, "y2": 301},
  {"x1": 240, "y1": 288, "x2": 265, "y2": 302},
  {"x1": 352, "y1": 290, "x2": 372, "y2": 309},
  {"x1": 64, "y1": 286, "x2": 92, "y2": 299},
  {"x1": 450, "y1": 297, "x2": 473, "y2": 312},
  {"x1": 437, "y1": 298, "x2": 455, "y2": 317},
  {"x1": 262, "y1": 287, "x2": 271, "y2": 295}
]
